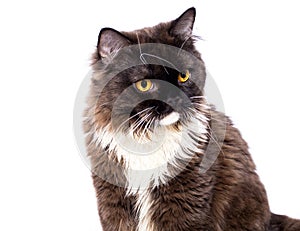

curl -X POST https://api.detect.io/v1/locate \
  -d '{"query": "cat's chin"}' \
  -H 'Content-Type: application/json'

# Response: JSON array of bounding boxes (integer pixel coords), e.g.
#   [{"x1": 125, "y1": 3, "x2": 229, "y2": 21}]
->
[{"x1": 159, "y1": 111, "x2": 180, "y2": 126}]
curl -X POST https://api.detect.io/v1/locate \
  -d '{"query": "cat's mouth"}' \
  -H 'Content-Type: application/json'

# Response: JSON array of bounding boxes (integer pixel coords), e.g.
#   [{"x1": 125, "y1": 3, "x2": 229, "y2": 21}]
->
[{"x1": 124, "y1": 107, "x2": 182, "y2": 142}]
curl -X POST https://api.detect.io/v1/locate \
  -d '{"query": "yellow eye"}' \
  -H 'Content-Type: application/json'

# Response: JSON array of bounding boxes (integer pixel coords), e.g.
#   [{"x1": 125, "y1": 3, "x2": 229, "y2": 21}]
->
[
  {"x1": 178, "y1": 70, "x2": 190, "y2": 83},
  {"x1": 135, "y1": 79, "x2": 153, "y2": 92}
]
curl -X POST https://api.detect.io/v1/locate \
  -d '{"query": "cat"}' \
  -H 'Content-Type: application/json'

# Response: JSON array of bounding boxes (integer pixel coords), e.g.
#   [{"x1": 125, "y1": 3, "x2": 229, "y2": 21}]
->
[{"x1": 83, "y1": 7, "x2": 300, "y2": 231}]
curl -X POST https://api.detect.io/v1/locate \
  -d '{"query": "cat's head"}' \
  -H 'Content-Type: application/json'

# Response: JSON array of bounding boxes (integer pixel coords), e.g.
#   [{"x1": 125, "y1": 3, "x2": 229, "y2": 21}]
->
[{"x1": 87, "y1": 7, "x2": 207, "y2": 144}]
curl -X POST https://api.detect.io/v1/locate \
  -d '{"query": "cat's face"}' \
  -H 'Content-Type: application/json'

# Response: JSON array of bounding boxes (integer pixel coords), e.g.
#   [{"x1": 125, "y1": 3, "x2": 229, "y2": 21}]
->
[{"x1": 90, "y1": 8, "x2": 206, "y2": 141}]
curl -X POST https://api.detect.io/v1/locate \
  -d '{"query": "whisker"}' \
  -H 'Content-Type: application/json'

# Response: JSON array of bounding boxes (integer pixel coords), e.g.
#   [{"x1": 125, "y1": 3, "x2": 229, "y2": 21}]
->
[
  {"x1": 187, "y1": 107, "x2": 207, "y2": 123},
  {"x1": 140, "y1": 53, "x2": 180, "y2": 72},
  {"x1": 136, "y1": 32, "x2": 142, "y2": 55},
  {"x1": 163, "y1": 66, "x2": 169, "y2": 75},
  {"x1": 193, "y1": 34, "x2": 204, "y2": 41},
  {"x1": 190, "y1": 95, "x2": 206, "y2": 99},
  {"x1": 140, "y1": 54, "x2": 147, "y2": 65},
  {"x1": 131, "y1": 116, "x2": 146, "y2": 133},
  {"x1": 147, "y1": 117, "x2": 156, "y2": 138},
  {"x1": 137, "y1": 116, "x2": 154, "y2": 143},
  {"x1": 133, "y1": 117, "x2": 150, "y2": 140},
  {"x1": 177, "y1": 35, "x2": 193, "y2": 56},
  {"x1": 115, "y1": 107, "x2": 154, "y2": 133},
  {"x1": 139, "y1": 117, "x2": 151, "y2": 139},
  {"x1": 191, "y1": 102, "x2": 210, "y2": 109},
  {"x1": 205, "y1": 122, "x2": 225, "y2": 158},
  {"x1": 136, "y1": 32, "x2": 147, "y2": 65},
  {"x1": 136, "y1": 113, "x2": 151, "y2": 136},
  {"x1": 187, "y1": 107, "x2": 225, "y2": 158},
  {"x1": 131, "y1": 112, "x2": 153, "y2": 134}
]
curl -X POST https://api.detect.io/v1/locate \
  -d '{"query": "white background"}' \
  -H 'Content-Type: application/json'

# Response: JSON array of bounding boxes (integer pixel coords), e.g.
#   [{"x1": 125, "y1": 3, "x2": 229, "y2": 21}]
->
[{"x1": 0, "y1": 0, "x2": 299, "y2": 230}]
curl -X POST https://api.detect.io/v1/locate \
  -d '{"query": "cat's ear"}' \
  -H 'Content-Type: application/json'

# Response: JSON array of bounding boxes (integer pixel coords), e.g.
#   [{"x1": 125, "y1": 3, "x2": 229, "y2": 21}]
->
[
  {"x1": 97, "y1": 28, "x2": 131, "y2": 59},
  {"x1": 170, "y1": 7, "x2": 196, "y2": 39}
]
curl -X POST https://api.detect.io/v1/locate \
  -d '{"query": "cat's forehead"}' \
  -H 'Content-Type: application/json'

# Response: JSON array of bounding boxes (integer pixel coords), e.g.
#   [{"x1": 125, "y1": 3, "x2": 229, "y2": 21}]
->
[{"x1": 124, "y1": 65, "x2": 178, "y2": 83}]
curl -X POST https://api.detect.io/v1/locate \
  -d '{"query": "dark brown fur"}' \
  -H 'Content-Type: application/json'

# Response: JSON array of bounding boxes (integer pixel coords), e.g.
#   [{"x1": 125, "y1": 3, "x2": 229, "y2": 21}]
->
[
  {"x1": 90, "y1": 112, "x2": 272, "y2": 231},
  {"x1": 84, "y1": 7, "x2": 300, "y2": 231}
]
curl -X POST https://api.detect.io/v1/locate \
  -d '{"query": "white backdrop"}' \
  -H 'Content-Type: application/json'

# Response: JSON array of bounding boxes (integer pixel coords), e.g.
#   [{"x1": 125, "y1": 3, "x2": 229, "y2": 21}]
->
[{"x1": 0, "y1": 1, "x2": 299, "y2": 230}]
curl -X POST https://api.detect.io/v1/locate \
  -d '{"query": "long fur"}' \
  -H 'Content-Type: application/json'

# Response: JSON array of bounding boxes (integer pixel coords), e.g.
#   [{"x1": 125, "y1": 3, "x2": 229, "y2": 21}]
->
[{"x1": 84, "y1": 7, "x2": 300, "y2": 231}]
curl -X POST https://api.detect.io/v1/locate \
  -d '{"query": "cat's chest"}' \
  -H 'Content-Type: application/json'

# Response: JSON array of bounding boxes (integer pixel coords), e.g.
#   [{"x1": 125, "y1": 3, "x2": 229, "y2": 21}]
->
[
  {"x1": 93, "y1": 116, "x2": 207, "y2": 194},
  {"x1": 133, "y1": 172, "x2": 213, "y2": 231}
]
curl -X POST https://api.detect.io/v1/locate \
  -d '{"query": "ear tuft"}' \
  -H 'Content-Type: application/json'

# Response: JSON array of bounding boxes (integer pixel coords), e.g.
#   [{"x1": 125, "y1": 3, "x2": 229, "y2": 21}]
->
[
  {"x1": 170, "y1": 7, "x2": 196, "y2": 39},
  {"x1": 97, "y1": 28, "x2": 131, "y2": 59}
]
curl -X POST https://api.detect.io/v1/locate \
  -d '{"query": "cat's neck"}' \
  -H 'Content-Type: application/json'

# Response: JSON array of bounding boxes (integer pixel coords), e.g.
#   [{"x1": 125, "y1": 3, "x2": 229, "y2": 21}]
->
[{"x1": 93, "y1": 110, "x2": 209, "y2": 195}]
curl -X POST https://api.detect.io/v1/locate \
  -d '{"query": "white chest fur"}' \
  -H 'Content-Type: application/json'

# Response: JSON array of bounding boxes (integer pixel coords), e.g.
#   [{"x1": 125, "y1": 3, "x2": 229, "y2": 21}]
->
[
  {"x1": 93, "y1": 115, "x2": 208, "y2": 230},
  {"x1": 93, "y1": 116, "x2": 207, "y2": 193},
  {"x1": 136, "y1": 189, "x2": 155, "y2": 231}
]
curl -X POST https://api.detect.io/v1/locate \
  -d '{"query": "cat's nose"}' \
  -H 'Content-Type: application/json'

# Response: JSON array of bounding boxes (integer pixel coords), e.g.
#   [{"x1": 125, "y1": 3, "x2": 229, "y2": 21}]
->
[{"x1": 155, "y1": 103, "x2": 173, "y2": 115}]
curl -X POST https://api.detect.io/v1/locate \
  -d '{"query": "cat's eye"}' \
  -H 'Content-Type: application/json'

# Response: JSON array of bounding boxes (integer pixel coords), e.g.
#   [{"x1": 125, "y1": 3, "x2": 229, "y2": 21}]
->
[
  {"x1": 135, "y1": 79, "x2": 153, "y2": 92},
  {"x1": 178, "y1": 70, "x2": 190, "y2": 83}
]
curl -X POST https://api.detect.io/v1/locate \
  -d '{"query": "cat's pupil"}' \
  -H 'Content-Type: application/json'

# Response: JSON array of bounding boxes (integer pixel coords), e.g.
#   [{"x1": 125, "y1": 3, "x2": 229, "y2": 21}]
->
[
  {"x1": 181, "y1": 73, "x2": 186, "y2": 78},
  {"x1": 141, "y1": 80, "x2": 148, "y2": 88}
]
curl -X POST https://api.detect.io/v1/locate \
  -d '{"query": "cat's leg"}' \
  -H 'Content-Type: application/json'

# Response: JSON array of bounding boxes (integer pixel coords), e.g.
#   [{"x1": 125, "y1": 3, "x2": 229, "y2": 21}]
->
[
  {"x1": 222, "y1": 181, "x2": 271, "y2": 231},
  {"x1": 269, "y1": 213, "x2": 300, "y2": 231},
  {"x1": 92, "y1": 176, "x2": 137, "y2": 231}
]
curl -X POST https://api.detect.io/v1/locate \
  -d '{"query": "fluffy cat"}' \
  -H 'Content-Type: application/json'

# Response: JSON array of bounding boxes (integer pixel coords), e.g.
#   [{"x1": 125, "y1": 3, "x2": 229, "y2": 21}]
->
[{"x1": 83, "y1": 7, "x2": 300, "y2": 231}]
